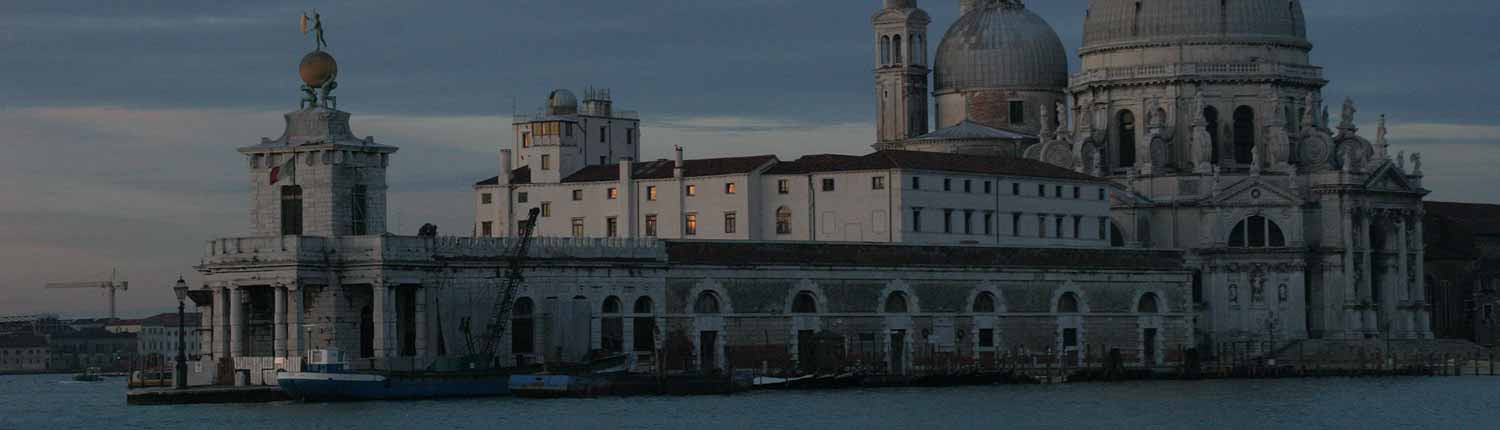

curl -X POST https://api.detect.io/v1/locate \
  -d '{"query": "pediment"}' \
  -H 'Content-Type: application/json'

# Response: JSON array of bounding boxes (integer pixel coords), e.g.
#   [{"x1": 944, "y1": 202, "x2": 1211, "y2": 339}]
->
[
  {"x1": 1208, "y1": 176, "x2": 1303, "y2": 207},
  {"x1": 1362, "y1": 161, "x2": 1417, "y2": 192}
]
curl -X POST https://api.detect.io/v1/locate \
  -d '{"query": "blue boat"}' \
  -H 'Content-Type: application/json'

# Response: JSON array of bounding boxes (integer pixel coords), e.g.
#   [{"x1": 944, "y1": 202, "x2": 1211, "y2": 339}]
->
[{"x1": 277, "y1": 348, "x2": 513, "y2": 401}]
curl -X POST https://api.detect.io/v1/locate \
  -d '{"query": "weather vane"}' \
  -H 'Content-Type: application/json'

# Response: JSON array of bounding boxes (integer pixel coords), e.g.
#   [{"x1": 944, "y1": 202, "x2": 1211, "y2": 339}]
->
[{"x1": 300, "y1": 10, "x2": 328, "y2": 51}]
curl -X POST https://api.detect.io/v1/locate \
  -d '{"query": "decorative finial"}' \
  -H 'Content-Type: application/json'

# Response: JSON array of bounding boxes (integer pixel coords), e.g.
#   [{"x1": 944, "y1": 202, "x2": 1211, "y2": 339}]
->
[
  {"x1": 1339, "y1": 97, "x2": 1357, "y2": 130},
  {"x1": 1412, "y1": 152, "x2": 1423, "y2": 176},
  {"x1": 302, "y1": 11, "x2": 328, "y2": 51},
  {"x1": 1375, "y1": 114, "x2": 1389, "y2": 159}
]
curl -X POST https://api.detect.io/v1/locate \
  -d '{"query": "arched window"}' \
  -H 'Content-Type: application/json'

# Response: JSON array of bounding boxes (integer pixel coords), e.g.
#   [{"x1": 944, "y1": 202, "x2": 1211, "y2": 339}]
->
[
  {"x1": 1204, "y1": 106, "x2": 1221, "y2": 163},
  {"x1": 1057, "y1": 292, "x2": 1080, "y2": 313},
  {"x1": 512, "y1": 298, "x2": 535, "y2": 354},
  {"x1": 602, "y1": 296, "x2": 623, "y2": 353},
  {"x1": 1110, "y1": 221, "x2": 1125, "y2": 247},
  {"x1": 892, "y1": 35, "x2": 903, "y2": 64},
  {"x1": 1228, "y1": 215, "x2": 1287, "y2": 248},
  {"x1": 1233, "y1": 106, "x2": 1256, "y2": 164},
  {"x1": 694, "y1": 291, "x2": 721, "y2": 314},
  {"x1": 910, "y1": 35, "x2": 922, "y2": 65},
  {"x1": 880, "y1": 36, "x2": 891, "y2": 65},
  {"x1": 1138, "y1": 293, "x2": 1160, "y2": 313},
  {"x1": 792, "y1": 292, "x2": 818, "y2": 314},
  {"x1": 973, "y1": 292, "x2": 997, "y2": 313},
  {"x1": 1117, "y1": 110, "x2": 1136, "y2": 168},
  {"x1": 632, "y1": 297, "x2": 655, "y2": 352},
  {"x1": 281, "y1": 185, "x2": 303, "y2": 236},
  {"x1": 776, "y1": 207, "x2": 792, "y2": 235},
  {"x1": 884, "y1": 291, "x2": 909, "y2": 313}
]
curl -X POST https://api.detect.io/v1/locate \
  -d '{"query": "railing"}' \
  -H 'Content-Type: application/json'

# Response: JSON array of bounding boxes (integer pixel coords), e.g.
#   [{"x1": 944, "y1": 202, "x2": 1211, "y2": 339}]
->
[
  {"x1": 512, "y1": 110, "x2": 640, "y2": 124},
  {"x1": 203, "y1": 235, "x2": 666, "y2": 265},
  {"x1": 1072, "y1": 62, "x2": 1324, "y2": 85}
]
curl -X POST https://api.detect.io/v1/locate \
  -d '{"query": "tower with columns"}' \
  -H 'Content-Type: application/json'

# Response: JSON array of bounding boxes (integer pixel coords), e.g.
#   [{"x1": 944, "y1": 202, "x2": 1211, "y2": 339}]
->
[{"x1": 872, "y1": 0, "x2": 930, "y2": 143}]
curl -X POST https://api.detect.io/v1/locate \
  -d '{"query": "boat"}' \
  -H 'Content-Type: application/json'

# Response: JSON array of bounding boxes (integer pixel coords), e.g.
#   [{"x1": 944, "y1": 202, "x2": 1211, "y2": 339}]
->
[
  {"x1": 73, "y1": 367, "x2": 103, "y2": 382},
  {"x1": 276, "y1": 348, "x2": 515, "y2": 401}
]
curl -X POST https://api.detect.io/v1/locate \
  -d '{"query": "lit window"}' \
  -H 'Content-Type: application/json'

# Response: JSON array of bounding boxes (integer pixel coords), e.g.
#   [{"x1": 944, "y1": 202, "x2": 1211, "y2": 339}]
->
[
  {"x1": 540, "y1": 202, "x2": 551, "y2": 217},
  {"x1": 685, "y1": 213, "x2": 698, "y2": 236},
  {"x1": 607, "y1": 188, "x2": 618, "y2": 200},
  {"x1": 647, "y1": 186, "x2": 658, "y2": 201},
  {"x1": 686, "y1": 185, "x2": 697, "y2": 196},
  {"x1": 725, "y1": 183, "x2": 737, "y2": 194}
]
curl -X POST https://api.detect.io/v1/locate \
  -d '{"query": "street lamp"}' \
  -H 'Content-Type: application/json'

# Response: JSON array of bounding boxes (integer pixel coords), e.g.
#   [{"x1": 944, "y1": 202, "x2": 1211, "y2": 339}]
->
[{"x1": 172, "y1": 277, "x2": 189, "y2": 390}]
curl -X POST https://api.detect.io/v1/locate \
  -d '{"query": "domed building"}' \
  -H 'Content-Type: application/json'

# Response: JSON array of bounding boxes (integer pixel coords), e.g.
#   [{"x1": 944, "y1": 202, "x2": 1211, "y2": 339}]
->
[{"x1": 873, "y1": 0, "x2": 1068, "y2": 157}]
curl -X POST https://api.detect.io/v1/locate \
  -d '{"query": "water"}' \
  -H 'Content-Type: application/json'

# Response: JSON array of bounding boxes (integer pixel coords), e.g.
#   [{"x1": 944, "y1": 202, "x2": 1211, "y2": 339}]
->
[{"x1": 3, "y1": 374, "x2": 1498, "y2": 430}]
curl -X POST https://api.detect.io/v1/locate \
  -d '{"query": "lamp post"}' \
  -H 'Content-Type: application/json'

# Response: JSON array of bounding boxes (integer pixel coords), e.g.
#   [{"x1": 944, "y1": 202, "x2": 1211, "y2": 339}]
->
[{"x1": 172, "y1": 277, "x2": 189, "y2": 390}]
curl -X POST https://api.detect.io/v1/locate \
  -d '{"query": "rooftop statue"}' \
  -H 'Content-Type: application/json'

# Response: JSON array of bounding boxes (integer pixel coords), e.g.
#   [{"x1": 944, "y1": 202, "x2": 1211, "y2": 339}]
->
[{"x1": 302, "y1": 11, "x2": 328, "y2": 51}]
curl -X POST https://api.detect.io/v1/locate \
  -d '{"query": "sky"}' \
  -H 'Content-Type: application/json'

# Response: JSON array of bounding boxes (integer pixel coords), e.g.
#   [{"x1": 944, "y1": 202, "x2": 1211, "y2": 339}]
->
[{"x1": 1, "y1": 0, "x2": 1497, "y2": 318}]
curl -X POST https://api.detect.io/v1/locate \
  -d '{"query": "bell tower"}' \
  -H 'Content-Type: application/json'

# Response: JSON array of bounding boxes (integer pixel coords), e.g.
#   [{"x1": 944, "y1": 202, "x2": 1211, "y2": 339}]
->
[
  {"x1": 872, "y1": 0, "x2": 930, "y2": 144},
  {"x1": 240, "y1": 48, "x2": 399, "y2": 237}
]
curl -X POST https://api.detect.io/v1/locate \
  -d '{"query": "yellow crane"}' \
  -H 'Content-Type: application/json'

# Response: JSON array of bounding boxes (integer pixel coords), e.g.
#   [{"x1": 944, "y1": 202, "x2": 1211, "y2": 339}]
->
[{"x1": 45, "y1": 269, "x2": 129, "y2": 320}]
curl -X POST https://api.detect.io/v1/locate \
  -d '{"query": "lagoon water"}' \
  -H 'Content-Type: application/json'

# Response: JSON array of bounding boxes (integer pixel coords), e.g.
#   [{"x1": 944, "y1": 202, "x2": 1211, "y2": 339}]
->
[{"x1": 3, "y1": 374, "x2": 1498, "y2": 429}]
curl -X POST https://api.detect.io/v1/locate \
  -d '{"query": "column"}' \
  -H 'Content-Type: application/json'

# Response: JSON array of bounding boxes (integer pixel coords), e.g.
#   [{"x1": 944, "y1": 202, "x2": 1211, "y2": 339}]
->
[
  {"x1": 1415, "y1": 212, "x2": 1432, "y2": 338},
  {"x1": 1342, "y1": 207, "x2": 1358, "y2": 337},
  {"x1": 212, "y1": 287, "x2": 228, "y2": 358},
  {"x1": 228, "y1": 286, "x2": 244, "y2": 358},
  {"x1": 414, "y1": 286, "x2": 428, "y2": 359},
  {"x1": 287, "y1": 287, "x2": 304, "y2": 365},
  {"x1": 1396, "y1": 213, "x2": 1410, "y2": 337},
  {"x1": 372, "y1": 283, "x2": 389, "y2": 360},
  {"x1": 274, "y1": 286, "x2": 288, "y2": 359},
  {"x1": 1361, "y1": 209, "x2": 1376, "y2": 335}
]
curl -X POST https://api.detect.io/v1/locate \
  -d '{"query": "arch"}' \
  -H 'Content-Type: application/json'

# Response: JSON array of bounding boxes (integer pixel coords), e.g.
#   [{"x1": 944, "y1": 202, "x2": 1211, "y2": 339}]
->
[
  {"x1": 884, "y1": 291, "x2": 910, "y2": 313},
  {"x1": 1136, "y1": 292, "x2": 1161, "y2": 313},
  {"x1": 892, "y1": 34, "x2": 903, "y2": 64},
  {"x1": 776, "y1": 206, "x2": 793, "y2": 235},
  {"x1": 602, "y1": 296, "x2": 622, "y2": 314},
  {"x1": 1116, "y1": 110, "x2": 1137, "y2": 168},
  {"x1": 1050, "y1": 284, "x2": 1089, "y2": 314},
  {"x1": 792, "y1": 291, "x2": 818, "y2": 314},
  {"x1": 1110, "y1": 221, "x2": 1126, "y2": 247},
  {"x1": 1204, "y1": 106, "x2": 1221, "y2": 163},
  {"x1": 633, "y1": 296, "x2": 654, "y2": 314},
  {"x1": 909, "y1": 35, "x2": 921, "y2": 66},
  {"x1": 1057, "y1": 293, "x2": 1080, "y2": 313},
  {"x1": 972, "y1": 292, "x2": 997, "y2": 313},
  {"x1": 601, "y1": 296, "x2": 624, "y2": 353},
  {"x1": 1228, "y1": 215, "x2": 1287, "y2": 248},
  {"x1": 1233, "y1": 106, "x2": 1256, "y2": 164},
  {"x1": 694, "y1": 291, "x2": 722, "y2": 314},
  {"x1": 880, "y1": 35, "x2": 891, "y2": 65}
]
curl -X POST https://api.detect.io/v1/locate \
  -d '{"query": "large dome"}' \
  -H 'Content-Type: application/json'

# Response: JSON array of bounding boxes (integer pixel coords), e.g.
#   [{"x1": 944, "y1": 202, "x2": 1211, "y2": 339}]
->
[
  {"x1": 1081, "y1": 0, "x2": 1308, "y2": 51},
  {"x1": 934, "y1": 0, "x2": 1068, "y2": 93}
]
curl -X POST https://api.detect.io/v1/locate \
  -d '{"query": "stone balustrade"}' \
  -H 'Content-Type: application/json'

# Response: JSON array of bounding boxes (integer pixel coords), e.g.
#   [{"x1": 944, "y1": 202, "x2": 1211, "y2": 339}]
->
[
  {"x1": 1071, "y1": 62, "x2": 1324, "y2": 86},
  {"x1": 202, "y1": 235, "x2": 665, "y2": 266}
]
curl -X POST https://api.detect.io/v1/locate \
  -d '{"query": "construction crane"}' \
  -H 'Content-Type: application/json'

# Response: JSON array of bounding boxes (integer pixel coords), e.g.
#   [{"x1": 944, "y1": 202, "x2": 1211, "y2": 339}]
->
[
  {"x1": 475, "y1": 208, "x2": 542, "y2": 363},
  {"x1": 45, "y1": 269, "x2": 129, "y2": 320}
]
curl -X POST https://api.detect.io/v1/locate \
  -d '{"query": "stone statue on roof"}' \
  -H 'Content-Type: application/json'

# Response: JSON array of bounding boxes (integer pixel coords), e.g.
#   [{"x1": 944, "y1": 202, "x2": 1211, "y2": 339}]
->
[{"x1": 302, "y1": 11, "x2": 328, "y2": 51}]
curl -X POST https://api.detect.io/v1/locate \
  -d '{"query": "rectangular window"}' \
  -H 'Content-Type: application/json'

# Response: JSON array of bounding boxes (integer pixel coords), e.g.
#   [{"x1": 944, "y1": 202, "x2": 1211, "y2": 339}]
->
[
  {"x1": 1073, "y1": 215, "x2": 1082, "y2": 239},
  {"x1": 540, "y1": 202, "x2": 552, "y2": 217},
  {"x1": 963, "y1": 210, "x2": 974, "y2": 234},
  {"x1": 541, "y1": 154, "x2": 552, "y2": 171},
  {"x1": 1099, "y1": 188, "x2": 1106, "y2": 200},
  {"x1": 521, "y1": 132, "x2": 532, "y2": 148},
  {"x1": 481, "y1": 221, "x2": 493, "y2": 237},
  {"x1": 943, "y1": 178, "x2": 952, "y2": 191},
  {"x1": 984, "y1": 181, "x2": 992, "y2": 194},
  {"x1": 518, "y1": 192, "x2": 529, "y2": 203},
  {"x1": 1062, "y1": 328, "x2": 1078, "y2": 347},
  {"x1": 607, "y1": 188, "x2": 618, "y2": 200},
  {"x1": 1008, "y1": 100, "x2": 1025, "y2": 125},
  {"x1": 600, "y1": 126, "x2": 607, "y2": 143},
  {"x1": 1056, "y1": 216, "x2": 1065, "y2": 239},
  {"x1": 565, "y1": 125, "x2": 573, "y2": 137},
  {"x1": 912, "y1": 177, "x2": 921, "y2": 190},
  {"x1": 481, "y1": 193, "x2": 493, "y2": 205},
  {"x1": 1012, "y1": 212, "x2": 1021, "y2": 236},
  {"x1": 686, "y1": 184, "x2": 697, "y2": 196},
  {"x1": 872, "y1": 176, "x2": 886, "y2": 190},
  {"x1": 979, "y1": 329, "x2": 995, "y2": 348},
  {"x1": 1038, "y1": 214, "x2": 1047, "y2": 238},
  {"x1": 1056, "y1": 185, "x2": 1064, "y2": 198},
  {"x1": 645, "y1": 215, "x2": 658, "y2": 237},
  {"x1": 647, "y1": 186, "x2": 658, "y2": 201},
  {"x1": 626, "y1": 129, "x2": 635, "y2": 146},
  {"x1": 778, "y1": 179, "x2": 790, "y2": 194},
  {"x1": 281, "y1": 186, "x2": 303, "y2": 236},
  {"x1": 572, "y1": 189, "x2": 583, "y2": 201},
  {"x1": 685, "y1": 213, "x2": 698, "y2": 236},
  {"x1": 571, "y1": 218, "x2": 585, "y2": 237},
  {"x1": 822, "y1": 178, "x2": 835, "y2": 192},
  {"x1": 964, "y1": 180, "x2": 972, "y2": 193},
  {"x1": 724, "y1": 212, "x2": 737, "y2": 234},
  {"x1": 725, "y1": 183, "x2": 737, "y2": 194},
  {"x1": 912, "y1": 208, "x2": 924, "y2": 233},
  {"x1": 1073, "y1": 186, "x2": 1081, "y2": 199},
  {"x1": 1012, "y1": 183, "x2": 1021, "y2": 195},
  {"x1": 350, "y1": 185, "x2": 368, "y2": 235},
  {"x1": 1038, "y1": 184, "x2": 1045, "y2": 197},
  {"x1": 1099, "y1": 217, "x2": 1108, "y2": 240},
  {"x1": 606, "y1": 217, "x2": 618, "y2": 237},
  {"x1": 943, "y1": 209, "x2": 954, "y2": 234},
  {"x1": 984, "y1": 212, "x2": 994, "y2": 235}
]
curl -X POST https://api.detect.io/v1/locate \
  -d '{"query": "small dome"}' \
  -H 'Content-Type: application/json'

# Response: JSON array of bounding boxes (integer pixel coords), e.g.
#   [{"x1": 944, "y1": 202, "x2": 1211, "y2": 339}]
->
[
  {"x1": 934, "y1": 0, "x2": 1068, "y2": 92},
  {"x1": 298, "y1": 51, "x2": 338, "y2": 88},
  {"x1": 546, "y1": 89, "x2": 578, "y2": 115},
  {"x1": 1081, "y1": 0, "x2": 1309, "y2": 51}
]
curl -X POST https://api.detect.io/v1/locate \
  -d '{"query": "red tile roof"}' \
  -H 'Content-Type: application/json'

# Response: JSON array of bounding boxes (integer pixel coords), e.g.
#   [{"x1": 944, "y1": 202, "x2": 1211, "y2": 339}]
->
[{"x1": 561, "y1": 155, "x2": 779, "y2": 183}]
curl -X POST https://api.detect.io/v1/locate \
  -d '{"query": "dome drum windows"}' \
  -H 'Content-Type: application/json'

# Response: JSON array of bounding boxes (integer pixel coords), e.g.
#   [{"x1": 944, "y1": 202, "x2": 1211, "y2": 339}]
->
[{"x1": 1116, "y1": 110, "x2": 1137, "y2": 169}]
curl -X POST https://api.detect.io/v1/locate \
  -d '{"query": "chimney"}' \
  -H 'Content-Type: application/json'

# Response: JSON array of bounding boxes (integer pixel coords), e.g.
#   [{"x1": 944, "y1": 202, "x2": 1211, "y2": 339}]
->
[
  {"x1": 620, "y1": 157, "x2": 635, "y2": 237},
  {"x1": 498, "y1": 149, "x2": 513, "y2": 186},
  {"x1": 673, "y1": 146, "x2": 685, "y2": 179}
]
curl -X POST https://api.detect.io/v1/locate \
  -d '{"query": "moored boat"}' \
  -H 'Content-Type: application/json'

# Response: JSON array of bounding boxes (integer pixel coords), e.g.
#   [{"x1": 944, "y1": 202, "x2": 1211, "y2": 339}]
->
[{"x1": 276, "y1": 348, "x2": 514, "y2": 401}]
